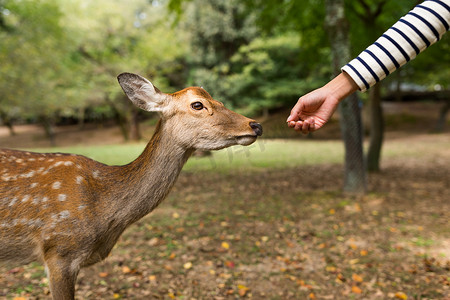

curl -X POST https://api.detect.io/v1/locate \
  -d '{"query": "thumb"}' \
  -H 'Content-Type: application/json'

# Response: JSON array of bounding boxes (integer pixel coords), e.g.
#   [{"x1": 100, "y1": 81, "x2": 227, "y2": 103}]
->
[{"x1": 287, "y1": 99, "x2": 304, "y2": 122}]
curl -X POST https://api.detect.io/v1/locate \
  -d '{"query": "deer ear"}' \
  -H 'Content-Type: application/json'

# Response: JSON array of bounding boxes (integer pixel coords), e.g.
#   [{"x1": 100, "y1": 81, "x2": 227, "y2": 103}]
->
[{"x1": 117, "y1": 73, "x2": 167, "y2": 112}]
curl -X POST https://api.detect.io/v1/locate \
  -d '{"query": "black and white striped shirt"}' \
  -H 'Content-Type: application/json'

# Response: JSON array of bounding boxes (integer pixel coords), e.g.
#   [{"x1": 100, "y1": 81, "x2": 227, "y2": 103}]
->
[{"x1": 342, "y1": 0, "x2": 450, "y2": 92}]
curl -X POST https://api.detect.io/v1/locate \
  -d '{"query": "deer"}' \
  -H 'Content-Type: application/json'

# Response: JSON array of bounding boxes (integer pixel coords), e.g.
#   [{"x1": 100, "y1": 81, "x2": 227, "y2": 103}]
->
[{"x1": 0, "y1": 72, "x2": 262, "y2": 299}]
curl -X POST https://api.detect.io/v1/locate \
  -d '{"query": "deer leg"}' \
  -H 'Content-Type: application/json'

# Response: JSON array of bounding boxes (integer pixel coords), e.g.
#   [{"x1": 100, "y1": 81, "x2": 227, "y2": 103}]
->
[{"x1": 45, "y1": 258, "x2": 79, "y2": 300}]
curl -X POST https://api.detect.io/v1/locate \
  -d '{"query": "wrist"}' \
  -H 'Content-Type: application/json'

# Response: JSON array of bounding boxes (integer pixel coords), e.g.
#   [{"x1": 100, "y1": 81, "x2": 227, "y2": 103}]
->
[{"x1": 325, "y1": 72, "x2": 359, "y2": 103}]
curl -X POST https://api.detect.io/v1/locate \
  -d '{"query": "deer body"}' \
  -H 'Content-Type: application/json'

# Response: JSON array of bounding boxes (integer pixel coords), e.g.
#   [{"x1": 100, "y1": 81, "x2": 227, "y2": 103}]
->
[{"x1": 0, "y1": 73, "x2": 262, "y2": 299}]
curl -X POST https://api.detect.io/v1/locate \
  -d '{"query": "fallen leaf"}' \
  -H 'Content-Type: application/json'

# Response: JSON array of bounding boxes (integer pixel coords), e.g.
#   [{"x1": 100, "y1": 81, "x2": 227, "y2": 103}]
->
[
  {"x1": 318, "y1": 243, "x2": 326, "y2": 249},
  {"x1": 351, "y1": 286, "x2": 362, "y2": 294},
  {"x1": 352, "y1": 273, "x2": 363, "y2": 283},
  {"x1": 326, "y1": 266, "x2": 337, "y2": 273},
  {"x1": 172, "y1": 212, "x2": 180, "y2": 219},
  {"x1": 394, "y1": 292, "x2": 408, "y2": 299},
  {"x1": 238, "y1": 284, "x2": 249, "y2": 297},
  {"x1": 309, "y1": 292, "x2": 316, "y2": 299},
  {"x1": 13, "y1": 298, "x2": 27, "y2": 300},
  {"x1": 99, "y1": 272, "x2": 108, "y2": 278},
  {"x1": 149, "y1": 275, "x2": 157, "y2": 281},
  {"x1": 221, "y1": 242, "x2": 230, "y2": 249},
  {"x1": 122, "y1": 266, "x2": 131, "y2": 274},
  {"x1": 225, "y1": 261, "x2": 235, "y2": 268},
  {"x1": 360, "y1": 250, "x2": 368, "y2": 256},
  {"x1": 183, "y1": 262, "x2": 193, "y2": 269},
  {"x1": 329, "y1": 208, "x2": 336, "y2": 215},
  {"x1": 113, "y1": 293, "x2": 121, "y2": 299}
]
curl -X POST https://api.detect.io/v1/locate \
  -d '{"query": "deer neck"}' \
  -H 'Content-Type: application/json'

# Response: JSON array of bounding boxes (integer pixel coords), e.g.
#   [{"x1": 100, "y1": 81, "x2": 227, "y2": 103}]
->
[{"x1": 105, "y1": 120, "x2": 194, "y2": 226}]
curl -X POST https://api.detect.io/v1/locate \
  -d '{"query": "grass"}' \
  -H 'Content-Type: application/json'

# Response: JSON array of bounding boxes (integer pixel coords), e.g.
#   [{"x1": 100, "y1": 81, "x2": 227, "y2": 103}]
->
[{"x1": 31, "y1": 139, "x2": 346, "y2": 172}]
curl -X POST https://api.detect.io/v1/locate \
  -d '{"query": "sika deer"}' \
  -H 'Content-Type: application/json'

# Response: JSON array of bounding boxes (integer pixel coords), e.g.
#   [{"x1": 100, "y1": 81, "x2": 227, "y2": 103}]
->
[{"x1": 0, "y1": 73, "x2": 262, "y2": 299}]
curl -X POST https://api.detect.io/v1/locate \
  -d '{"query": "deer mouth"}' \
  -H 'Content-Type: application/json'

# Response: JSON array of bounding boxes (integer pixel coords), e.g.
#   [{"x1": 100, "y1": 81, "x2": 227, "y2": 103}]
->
[{"x1": 235, "y1": 135, "x2": 258, "y2": 146}]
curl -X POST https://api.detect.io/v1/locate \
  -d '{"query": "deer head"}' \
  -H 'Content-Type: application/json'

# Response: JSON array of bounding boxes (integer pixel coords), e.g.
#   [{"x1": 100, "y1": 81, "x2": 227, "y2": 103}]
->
[{"x1": 117, "y1": 73, "x2": 262, "y2": 150}]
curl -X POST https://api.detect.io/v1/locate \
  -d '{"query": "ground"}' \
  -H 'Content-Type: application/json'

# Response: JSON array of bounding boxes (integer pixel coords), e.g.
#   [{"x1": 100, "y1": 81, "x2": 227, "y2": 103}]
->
[{"x1": 0, "y1": 102, "x2": 449, "y2": 299}]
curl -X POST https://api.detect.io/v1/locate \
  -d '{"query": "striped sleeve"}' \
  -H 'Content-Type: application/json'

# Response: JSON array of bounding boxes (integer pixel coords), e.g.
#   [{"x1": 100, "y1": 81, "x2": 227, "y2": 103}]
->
[{"x1": 342, "y1": 0, "x2": 450, "y2": 92}]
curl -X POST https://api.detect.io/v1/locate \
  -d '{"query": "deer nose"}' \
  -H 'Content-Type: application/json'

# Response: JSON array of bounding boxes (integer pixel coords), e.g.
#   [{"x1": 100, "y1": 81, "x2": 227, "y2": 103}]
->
[{"x1": 250, "y1": 122, "x2": 263, "y2": 136}]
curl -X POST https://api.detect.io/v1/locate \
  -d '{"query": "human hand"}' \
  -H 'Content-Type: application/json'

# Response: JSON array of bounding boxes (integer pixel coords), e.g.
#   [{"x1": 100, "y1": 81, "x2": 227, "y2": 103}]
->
[
  {"x1": 287, "y1": 72, "x2": 359, "y2": 133},
  {"x1": 286, "y1": 87, "x2": 340, "y2": 133}
]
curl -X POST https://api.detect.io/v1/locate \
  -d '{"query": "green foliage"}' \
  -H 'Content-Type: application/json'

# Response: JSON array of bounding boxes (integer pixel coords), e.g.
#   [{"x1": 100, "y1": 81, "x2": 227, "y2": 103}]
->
[
  {"x1": 1, "y1": 0, "x2": 448, "y2": 131},
  {"x1": 0, "y1": 0, "x2": 77, "y2": 121},
  {"x1": 182, "y1": 0, "x2": 258, "y2": 68},
  {"x1": 0, "y1": 0, "x2": 188, "y2": 130},
  {"x1": 224, "y1": 34, "x2": 330, "y2": 114},
  {"x1": 179, "y1": 0, "x2": 330, "y2": 115}
]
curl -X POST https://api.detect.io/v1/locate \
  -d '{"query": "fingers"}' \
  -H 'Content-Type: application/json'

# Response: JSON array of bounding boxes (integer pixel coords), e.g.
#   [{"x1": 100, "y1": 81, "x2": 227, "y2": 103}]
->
[
  {"x1": 286, "y1": 98, "x2": 304, "y2": 123},
  {"x1": 290, "y1": 119, "x2": 315, "y2": 134}
]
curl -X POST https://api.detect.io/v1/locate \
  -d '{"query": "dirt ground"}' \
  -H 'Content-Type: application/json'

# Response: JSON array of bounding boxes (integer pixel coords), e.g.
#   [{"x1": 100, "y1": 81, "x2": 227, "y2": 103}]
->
[{"x1": 0, "y1": 102, "x2": 449, "y2": 299}]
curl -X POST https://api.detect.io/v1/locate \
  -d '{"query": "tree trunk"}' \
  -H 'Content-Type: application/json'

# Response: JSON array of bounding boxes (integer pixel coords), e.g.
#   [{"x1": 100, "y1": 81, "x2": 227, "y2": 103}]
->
[
  {"x1": 105, "y1": 94, "x2": 129, "y2": 141},
  {"x1": 40, "y1": 115, "x2": 56, "y2": 147},
  {"x1": 435, "y1": 100, "x2": 449, "y2": 132},
  {"x1": 325, "y1": 0, "x2": 367, "y2": 194},
  {"x1": 128, "y1": 106, "x2": 142, "y2": 141},
  {"x1": 77, "y1": 107, "x2": 86, "y2": 130},
  {"x1": 367, "y1": 83, "x2": 384, "y2": 172},
  {"x1": 0, "y1": 110, "x2": 16, "y2": 136}
]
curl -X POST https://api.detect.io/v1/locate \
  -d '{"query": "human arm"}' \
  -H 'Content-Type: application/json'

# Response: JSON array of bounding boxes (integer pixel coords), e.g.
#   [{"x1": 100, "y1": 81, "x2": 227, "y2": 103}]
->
[
  {"x1": 288, "y1": 0, "x2": 450, "y2": 133},
  {"x1": 286, "y1": 72, "x2": 358, "y2": 133}
]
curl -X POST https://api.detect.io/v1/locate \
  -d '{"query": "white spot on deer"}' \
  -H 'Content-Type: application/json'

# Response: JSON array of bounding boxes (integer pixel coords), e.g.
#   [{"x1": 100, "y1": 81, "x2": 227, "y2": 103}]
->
[
  {"x1": 60, "y1": 210, "x2": 70, "y2": 219},
  {"x1": 54, "y1": 161, "x2": 64, "y2": 167},
  {"x1": 76, "y1": 176, "x2": 83, "y2": 184},
  {"x1": 52, "y1": 181, "x2": 61, "y2": 189},
  {"x1": 64, "y1": 161, "x2": 74, "y2": 166},
  {"x1": 28, "y1": 219, "x2": 43, "y2": 228},
  {"x1": 20, "y1": 170, "x2": 35, "y2": 178},
  {"x1": 8, "y1": 197, "x2": 18, "y2": 207},
  {"x1": 78, "y1": 205, "x2": 86, "y2": 210},
  {"x1": 28, "y1": 158, "x2": 36, "y2": 162},
  {"x1": 15, "y1": 158, "x2": 24, "y2": 163},
  {"x1": 42, "y1": 196, "x2": 49, "y2": 202},
  {"x1": 48, "y1": 159, "x2": 54, "y2": 163},
  {"x1": 51, "y1": 211, "x2": 70, "y2": 223},
  {"x1": 32, "y1": 197, "x2": 40, "y2": 205},
  {"x1": 92, "y1": 170, "x2": 100, "y2": 178},
  {"x1": 38, "y1": 157, "x2": 45, "y2": 161},
  {"x1": 58, "y1": 194, "x2": 67, "y2": 202},
  {"x1": 30, "y1": 182, "x2": 38, "y2": 188},
  {"x1": 22, "y1": 195, "x2": 30, "y2": 203},
  {"x1": 37, "y1": 167, "x2": 45, "y2": 173}
]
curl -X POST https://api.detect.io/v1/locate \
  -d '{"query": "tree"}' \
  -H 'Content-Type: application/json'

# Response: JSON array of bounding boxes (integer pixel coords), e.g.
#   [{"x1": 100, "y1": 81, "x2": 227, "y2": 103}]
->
[
  {"x1": 346, "y1": 0, "x2": 414, "y2": 172},
  {"x1": 325, "y1": 0, "x2": 367, "y2": 193},
  {"x1": 0, "y1": 0, "x2": 80, "y2": 145},
  {"x1": 0, "y1": 0, "x2": 188, "y2": 143},
  {"x1": 66, "y1": 0, "x2": 187, "y2": 140},
  {"x1": 223, "y1": 33, "x2": 330, "y2": 117}
]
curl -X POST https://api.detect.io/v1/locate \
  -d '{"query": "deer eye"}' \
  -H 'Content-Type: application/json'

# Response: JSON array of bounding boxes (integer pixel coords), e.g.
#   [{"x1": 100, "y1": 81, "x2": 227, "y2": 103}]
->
[{"x1": 191, "y1": 102, "x2": 204, "y2": 110}]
